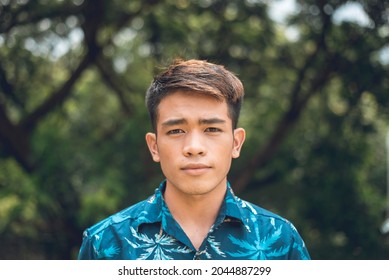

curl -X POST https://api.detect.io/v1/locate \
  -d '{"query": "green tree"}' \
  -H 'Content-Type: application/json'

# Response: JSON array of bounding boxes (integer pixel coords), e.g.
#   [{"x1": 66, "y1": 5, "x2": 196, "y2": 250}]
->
[{"x1": 0, "y1": 0, "x2": 388, "y2": 259}]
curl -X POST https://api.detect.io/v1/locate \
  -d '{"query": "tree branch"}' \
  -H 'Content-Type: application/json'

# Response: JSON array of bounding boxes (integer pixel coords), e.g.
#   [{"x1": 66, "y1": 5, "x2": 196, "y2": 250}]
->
[
  {"x1": 95, "y1": 56, "x2": 134, "y2": 116},
  {"x1": 20, "y1": 51, "x2": 96, "y2": 132},
  {"x1": 231, "y1": 11, "x2": 333, "y2": 193},
  {"x1": 21, "y1": 0, "x2": 106, "y2": 131},
  {"x1": 0, "y1": 60, "x2": 23, "y2": 109},
  {"x1": 0, "y1": 103, "x2": 33, "y2": 172},
  {"x1": 0, "y1": 2, "x2": 83, "y2": 33}
]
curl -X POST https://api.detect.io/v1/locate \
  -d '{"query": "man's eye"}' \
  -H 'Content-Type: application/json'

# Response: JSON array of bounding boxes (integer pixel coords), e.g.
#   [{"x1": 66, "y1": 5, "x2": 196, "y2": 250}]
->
[
  {"x1": 167, "y1": 129, "x2": 184, "y2": 135},
  {"x1": 205, "y1": 127, "x2": 221, "y2": 133}
]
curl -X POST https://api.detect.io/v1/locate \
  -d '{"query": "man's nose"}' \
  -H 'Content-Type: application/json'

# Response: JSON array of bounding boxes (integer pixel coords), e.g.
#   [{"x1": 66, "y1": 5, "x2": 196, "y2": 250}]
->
[{"x1": 182, "y1": 131, "x2": 206, "y2": 156}]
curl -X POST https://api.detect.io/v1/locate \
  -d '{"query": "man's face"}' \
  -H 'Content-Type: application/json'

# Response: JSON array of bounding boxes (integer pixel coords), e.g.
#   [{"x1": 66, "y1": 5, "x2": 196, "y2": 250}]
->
[{"x1": 145, "y1": 90, "x2": 245, "y2": 197}]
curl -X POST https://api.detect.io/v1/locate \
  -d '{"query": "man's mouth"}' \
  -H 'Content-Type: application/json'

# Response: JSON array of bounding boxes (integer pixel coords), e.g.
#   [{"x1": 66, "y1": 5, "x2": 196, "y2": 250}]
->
[{"x1": 181, "y1": 163, "x2": 211, "y2": 175}]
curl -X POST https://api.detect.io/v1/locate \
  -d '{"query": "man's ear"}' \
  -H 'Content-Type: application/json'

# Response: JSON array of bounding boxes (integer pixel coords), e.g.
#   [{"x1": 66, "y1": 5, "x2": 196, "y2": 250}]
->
[
  {"x1": 232, "y1": 128, "x2": 246, "y2": 158},
  {"x1": 145, "y1": 133, "x2": 160, "y2": 162}
]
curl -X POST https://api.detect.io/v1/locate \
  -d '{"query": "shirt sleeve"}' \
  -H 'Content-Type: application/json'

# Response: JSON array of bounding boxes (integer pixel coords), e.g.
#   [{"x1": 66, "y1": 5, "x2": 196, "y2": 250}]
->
[
  {"x1": 77, "y1": 230, "x2": 97, "y2": 260},
  {"x1": 287, "y1": 227, "x2": 311, "y2": 260}
]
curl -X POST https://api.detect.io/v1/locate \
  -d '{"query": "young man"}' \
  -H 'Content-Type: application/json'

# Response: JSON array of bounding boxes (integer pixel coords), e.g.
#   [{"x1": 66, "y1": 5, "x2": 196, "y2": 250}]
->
[{"x1": 78, "y1": 59, "x2": 310, "y2": 260}]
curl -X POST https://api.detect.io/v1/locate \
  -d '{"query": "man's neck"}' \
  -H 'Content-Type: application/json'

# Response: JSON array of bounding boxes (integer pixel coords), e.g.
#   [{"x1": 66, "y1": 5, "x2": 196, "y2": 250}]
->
[{"x1": 163, "y1": 182, "x2": 226, "y2": 250}]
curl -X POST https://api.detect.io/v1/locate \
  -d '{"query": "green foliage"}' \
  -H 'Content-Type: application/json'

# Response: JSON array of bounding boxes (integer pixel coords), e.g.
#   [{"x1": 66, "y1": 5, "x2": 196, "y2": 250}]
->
[{"x1": 0, "y1": 0, "x2": 388, "y2": 259}]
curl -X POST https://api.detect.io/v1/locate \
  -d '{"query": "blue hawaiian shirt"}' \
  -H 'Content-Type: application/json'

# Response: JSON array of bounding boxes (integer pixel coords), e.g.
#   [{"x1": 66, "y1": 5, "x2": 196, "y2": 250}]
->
[{"x1": 78, "y1": 181, "x2": 310, "y2": 260}]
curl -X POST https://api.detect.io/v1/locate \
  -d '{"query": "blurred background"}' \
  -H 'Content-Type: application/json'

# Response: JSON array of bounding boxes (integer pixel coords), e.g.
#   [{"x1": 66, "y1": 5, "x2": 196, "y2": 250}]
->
[{"x1": 0, "y1": 0, "x2": 389, "y2": 259}]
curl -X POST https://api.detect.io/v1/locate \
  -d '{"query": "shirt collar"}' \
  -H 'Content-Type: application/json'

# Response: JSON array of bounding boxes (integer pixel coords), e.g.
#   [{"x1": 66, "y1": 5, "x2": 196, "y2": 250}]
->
[{"x1": 133, "y1": 180, "x2": 250, "y2": 230}]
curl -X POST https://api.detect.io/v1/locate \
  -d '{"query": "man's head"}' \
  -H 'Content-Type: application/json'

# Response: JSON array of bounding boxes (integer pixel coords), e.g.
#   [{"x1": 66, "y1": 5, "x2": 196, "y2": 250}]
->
[
  {"x1": 145, "y1": 59, "x2": 244, "y2": 132},
  {"x1": 145, "y1": 59, "x2": 246, "y2": 197}
]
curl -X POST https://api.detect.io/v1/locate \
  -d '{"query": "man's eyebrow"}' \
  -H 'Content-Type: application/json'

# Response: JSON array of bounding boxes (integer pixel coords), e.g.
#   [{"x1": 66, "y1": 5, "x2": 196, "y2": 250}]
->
[
  {"x1": 199, "y1": 118, "x2": 226, "y2": 125},
  {"x1": 161, "y1": 117, "x2": 226, "y2": 127},
  {"x1": 161, "y1": 118, "x2": 187, "y2": 127}
]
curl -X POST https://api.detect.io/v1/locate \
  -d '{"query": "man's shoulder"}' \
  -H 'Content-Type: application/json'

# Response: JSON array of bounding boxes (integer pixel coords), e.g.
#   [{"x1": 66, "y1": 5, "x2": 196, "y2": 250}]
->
[
  {"x1": 235, "y1": 198, "x2": 304, "y2": 241},
  {"x1": 83, "y1": 195, "x2": 157, "y2": 237},
  {"x1": 237, "y1": 198, "x2": 292, "y2": 225}
]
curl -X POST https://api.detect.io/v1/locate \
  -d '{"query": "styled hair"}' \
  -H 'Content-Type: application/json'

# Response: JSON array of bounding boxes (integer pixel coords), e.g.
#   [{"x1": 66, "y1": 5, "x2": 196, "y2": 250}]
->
[{"x1": 145, "y1": 59, "x2": 244, "y2": 131}]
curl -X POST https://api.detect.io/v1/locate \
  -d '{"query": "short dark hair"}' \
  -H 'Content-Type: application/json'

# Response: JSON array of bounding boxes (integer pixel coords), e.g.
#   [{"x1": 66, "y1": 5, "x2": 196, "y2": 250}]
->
[{"x1": 145, "y1": 59, "x2": 244, "y2": 131}]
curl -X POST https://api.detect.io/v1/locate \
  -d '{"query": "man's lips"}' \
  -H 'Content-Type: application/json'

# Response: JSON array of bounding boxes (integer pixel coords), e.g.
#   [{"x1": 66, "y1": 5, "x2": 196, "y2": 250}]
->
[{"x1": 181, "y1": 163, "x2": 211, "y2": 175}]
